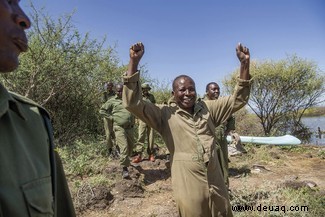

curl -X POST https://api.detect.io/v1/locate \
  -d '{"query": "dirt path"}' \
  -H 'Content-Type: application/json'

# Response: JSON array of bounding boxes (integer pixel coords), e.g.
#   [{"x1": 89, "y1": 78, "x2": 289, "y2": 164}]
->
[
  {"x1": 230, "y1": 147, "x2": 325, "y2": 190},
  {"x1": 77, "y1": 146, "x2": 325, "y2": 217}
]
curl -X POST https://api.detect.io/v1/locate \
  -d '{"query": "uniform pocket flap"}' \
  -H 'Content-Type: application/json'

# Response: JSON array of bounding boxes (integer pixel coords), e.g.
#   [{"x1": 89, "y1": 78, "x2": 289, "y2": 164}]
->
[{"x1": 22, "y1": 176, "x2": 54, "y2": 215}]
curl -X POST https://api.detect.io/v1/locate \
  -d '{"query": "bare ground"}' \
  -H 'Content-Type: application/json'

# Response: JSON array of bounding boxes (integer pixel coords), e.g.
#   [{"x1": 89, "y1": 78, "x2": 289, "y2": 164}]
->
[{"x1": 75, "y1": 145, "x2": 325, "y2": 217}]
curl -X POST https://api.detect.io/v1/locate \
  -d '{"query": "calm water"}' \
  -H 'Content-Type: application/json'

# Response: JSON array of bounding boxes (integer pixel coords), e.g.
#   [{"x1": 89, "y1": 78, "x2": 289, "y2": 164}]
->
[{"x1": 301, "y1": 116, "x2": 325, "y2": 146}]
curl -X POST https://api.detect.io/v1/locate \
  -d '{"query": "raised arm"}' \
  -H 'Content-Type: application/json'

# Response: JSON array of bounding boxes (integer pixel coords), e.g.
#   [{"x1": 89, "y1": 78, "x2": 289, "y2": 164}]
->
[
  {"x1": 123, "y1": 42, "x2": 163, "y2": 133},
  {"x1": 207, "y1": 43, "x2": 251, "y2": 126},
  {"x1": 127, "y1": 42, "x2": 145, "y2": 76},
  {"x1": 236, "y1": 43, "x2": 250, "y2": 80}
]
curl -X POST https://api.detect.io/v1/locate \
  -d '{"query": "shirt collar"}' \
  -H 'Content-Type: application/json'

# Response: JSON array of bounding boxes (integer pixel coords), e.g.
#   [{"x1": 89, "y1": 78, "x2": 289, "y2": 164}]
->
[
  {"x1": 0, "y1": 83, "x2": 26, "y2": 120},
  {"x1": 175, "y1": 102, "x2": 203, "y2": 117}
]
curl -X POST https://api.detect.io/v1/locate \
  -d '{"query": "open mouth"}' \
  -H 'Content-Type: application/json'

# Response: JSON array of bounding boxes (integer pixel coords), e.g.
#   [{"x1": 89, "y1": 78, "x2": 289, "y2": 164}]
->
[{"x1": 183, "y1": 98, "x2": 193, "y2": 104}]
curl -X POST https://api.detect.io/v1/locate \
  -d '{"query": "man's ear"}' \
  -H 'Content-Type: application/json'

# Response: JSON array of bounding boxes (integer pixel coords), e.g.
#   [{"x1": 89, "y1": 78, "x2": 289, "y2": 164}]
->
[{"x1": 171, "y1": 91, "x2": 174, "y2": 96}]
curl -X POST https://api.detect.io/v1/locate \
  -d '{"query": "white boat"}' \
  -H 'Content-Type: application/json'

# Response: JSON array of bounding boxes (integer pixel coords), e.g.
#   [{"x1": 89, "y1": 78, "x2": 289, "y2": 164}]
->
[{"x1": 226, "y1": 135, "x2": 301, "y2": 145}]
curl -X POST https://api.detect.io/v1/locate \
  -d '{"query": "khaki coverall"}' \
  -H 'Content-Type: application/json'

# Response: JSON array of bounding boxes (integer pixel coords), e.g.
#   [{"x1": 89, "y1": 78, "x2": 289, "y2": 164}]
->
[
  {"x1": 123, "y1": 72, "x2": 251, "y2": 217},
  {"x1": 0, "y1": 84, "x2": 75, "y2": 217},
  {"x1": 100, "y1": 96, "x2": 135, "y2": 167}
]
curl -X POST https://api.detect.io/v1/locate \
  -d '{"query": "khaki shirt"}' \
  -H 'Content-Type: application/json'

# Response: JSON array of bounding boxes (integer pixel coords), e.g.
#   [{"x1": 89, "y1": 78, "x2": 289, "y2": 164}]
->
[
  {"x1": 99, "y1": 95, "x2": 135, "y2": 128},
  {"x1": 123, "y1": 72, "x2": 251, "y2": 216},
  {"x1": 142, "y1": 93, "x2": 156, "y2": 104}
]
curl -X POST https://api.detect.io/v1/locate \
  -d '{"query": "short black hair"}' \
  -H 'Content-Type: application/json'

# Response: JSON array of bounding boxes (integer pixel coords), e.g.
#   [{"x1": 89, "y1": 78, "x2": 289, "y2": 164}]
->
[
  {"x1": 172, "y1": 75, "x2": 195, "y2": 91},
  {"x1": 205, "y1": 82, "x2": 218, "y2": 92}
]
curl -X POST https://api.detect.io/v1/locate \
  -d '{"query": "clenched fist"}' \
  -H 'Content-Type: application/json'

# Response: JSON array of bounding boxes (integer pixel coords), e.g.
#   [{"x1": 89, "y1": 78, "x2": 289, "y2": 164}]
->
[{"x1": 236, "y1": 43, "x2": 250, "y2": 64}]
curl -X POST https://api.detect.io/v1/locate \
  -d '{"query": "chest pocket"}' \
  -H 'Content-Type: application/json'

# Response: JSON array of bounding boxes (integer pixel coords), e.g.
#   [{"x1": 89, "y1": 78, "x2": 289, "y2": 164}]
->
[{"x1": 22, "y1": 176, "x2": 54, "y2": 217}]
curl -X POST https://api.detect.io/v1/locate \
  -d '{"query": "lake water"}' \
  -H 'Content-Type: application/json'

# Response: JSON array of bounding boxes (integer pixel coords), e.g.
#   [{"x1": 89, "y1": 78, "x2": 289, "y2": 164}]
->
[{"x1": 301, "y1": 116, "x2": 325, "y2": 146}]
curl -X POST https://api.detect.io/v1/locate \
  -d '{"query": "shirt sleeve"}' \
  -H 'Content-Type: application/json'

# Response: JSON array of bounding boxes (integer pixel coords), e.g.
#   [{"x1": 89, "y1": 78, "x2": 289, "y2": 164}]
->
[
  {"x1": 206, "y1": 77, "x2": 251, "y2": 127},
  {"x1": 122, "y1": 72, "x2": 163, "y2": 133},
  {"x1": 99, "y1": 100, "x2": 113, "y2": 121}
]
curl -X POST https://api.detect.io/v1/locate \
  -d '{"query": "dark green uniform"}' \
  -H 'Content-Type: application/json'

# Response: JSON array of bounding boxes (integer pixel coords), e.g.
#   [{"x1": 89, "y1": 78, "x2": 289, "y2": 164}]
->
[
  {"x1": 100, "y1": 96, "x2": 135, "y2": 167},
  {"x1": 214, "y1": 116, "x2": 235, "y2": 187},
  {"x1": 0, "y1": 84, "x2": 75, "y2": 217},
  {"x1": 101, "y1": 90, "x2": 116, "y2": 150},
  {"x1": 123, "y1": 72, "x2": 251, "y2": 217},
  {"x1": 135, "y1": 93, "x2": 156, "y2": 156},
  {"x1": 203, "y1": 95, "x2": 236, "y2": 187}
]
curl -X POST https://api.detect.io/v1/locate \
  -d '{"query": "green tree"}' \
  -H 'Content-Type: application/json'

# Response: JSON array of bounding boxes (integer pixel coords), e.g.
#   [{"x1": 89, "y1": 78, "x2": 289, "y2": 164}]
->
[
  {"x1": 0, "y1": 4, "x2": 124, "y2": 145},
  {"x1": 223, "y1": 55, "x2": 325, "y2": 141},
  {"x1": 150, "y1": 78, "x2": 172, "y2": 104}
]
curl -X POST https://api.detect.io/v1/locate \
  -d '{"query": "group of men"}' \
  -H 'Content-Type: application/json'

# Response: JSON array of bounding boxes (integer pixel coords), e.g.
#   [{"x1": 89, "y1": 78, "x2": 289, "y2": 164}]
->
[
  {"x1": 99, "y1": 81, "x2": 157, "y2": 179},
  {"x1": 123, "y1": 42, "x2": 251, "y2": 217},
  {"x1": 99, "y1": 78, "x2": 245, "y2": 189},
  {"x1": 1, "y1": 1, "x2": 251, "y2": 216}
]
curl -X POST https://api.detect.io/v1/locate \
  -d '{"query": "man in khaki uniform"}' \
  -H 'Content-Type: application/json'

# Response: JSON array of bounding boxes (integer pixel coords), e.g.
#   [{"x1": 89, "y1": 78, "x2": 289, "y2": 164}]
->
[
  {"x1": 100, "y1": 84, "x2": 135, "y2": 179},
  {"x1": 204, "y1": 82, "x2": 236, "y2": 188},
  {"x1": 133, "y1": 82, "x2": 157, "y2": 163},
  {"x1": 123, "y1": 42, "x2": 251, "y2": 217},
  {"x1": 0, "y1": 1, "x2": 75, "y2": 216},
  {"x1": 101, "y1": 81, "x2": 117, "y2": 156}
]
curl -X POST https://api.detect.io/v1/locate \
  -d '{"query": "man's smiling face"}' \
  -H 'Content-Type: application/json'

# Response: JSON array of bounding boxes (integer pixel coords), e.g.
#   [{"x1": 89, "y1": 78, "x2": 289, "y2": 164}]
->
[{"x1": 172, "y1": 76, "x2": 197, "y2": 114}]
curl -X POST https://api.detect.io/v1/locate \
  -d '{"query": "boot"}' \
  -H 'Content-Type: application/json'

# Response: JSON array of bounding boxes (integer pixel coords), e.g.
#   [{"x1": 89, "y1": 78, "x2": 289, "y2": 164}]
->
[
  {"x1": 122, "y1": 167, "x2": 130, "y2": 179},
  {"x1": 149, "y1": 154, "x2": 155, "y2": 162},
  {"x1": 165, "y1": 154, "x2": 170, "y2": 168},
  {"x1": 107, "y1": 148, "x2": 113, "y2": 156},
  {"x1": 132, "y1": 154, "x2": 142, "y2": 163}
]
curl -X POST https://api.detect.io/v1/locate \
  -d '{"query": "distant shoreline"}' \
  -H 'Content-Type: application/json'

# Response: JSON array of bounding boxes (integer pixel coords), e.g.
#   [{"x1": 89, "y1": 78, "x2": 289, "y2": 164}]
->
[{"x1": 303, "y1": 106, "x2": 325, "y2": 117}]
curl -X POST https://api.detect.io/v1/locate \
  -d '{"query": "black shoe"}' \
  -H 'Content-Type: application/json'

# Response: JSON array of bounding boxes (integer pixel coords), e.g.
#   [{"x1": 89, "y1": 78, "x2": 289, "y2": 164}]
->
[
  {"x1": 115, "y1": 145, "x2": 120, "y2": 156},
  {"x1": 122, "y1": 167, "x2": 130, "y2": 179},
  {"x1": 112, "y1": 146, "x2": 120, "y2": 159},
  {"x1": 165, "y1": 154, "x2": 171, "y2": 168},
  {"x1": 108, "y1": 148, "x2": 113, "y2": 156}
]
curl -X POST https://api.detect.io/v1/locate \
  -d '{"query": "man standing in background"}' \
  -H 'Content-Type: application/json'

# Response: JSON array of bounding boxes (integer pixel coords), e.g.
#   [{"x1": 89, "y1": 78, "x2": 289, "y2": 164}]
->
[
  {"x1": 100, "y1": 83, "x2": 135, "y2": 179},
  {"x1": 205, "y1": 82, "x2": 247, "y2": 187},
  {"x1": 204, "y1": 82, "x2": 236, "y2": 187},
  {"x1": 101, "y1": 81, "x2": 117, "y2": 156},
  {"x1": 132, "y1": 83, "x2": 157, "y2": 163}
]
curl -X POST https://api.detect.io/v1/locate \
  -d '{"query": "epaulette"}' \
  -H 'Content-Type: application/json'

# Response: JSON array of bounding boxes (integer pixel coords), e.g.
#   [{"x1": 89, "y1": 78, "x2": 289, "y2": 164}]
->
[{"x1": 9, "y1": 91, "x2": 50, "y2": 118}]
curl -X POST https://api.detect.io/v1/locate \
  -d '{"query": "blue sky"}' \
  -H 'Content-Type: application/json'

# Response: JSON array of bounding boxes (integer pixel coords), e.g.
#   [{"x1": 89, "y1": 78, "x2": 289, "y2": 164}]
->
[{"x1": 23, "y1": 0, "x2": 325, "y2": 96}]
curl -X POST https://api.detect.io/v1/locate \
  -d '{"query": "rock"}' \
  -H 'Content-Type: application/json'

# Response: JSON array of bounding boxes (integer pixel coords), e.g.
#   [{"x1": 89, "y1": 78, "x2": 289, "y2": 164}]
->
[
  {"x1": 251, "y1": 164, "x2": 271, "y2": 172},
  {"x1": 284, "y1": 175, "x2": 298, "y2": 181}
]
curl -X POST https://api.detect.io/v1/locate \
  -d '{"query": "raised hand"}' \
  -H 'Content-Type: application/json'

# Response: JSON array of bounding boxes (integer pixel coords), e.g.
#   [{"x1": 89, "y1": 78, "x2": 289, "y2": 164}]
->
[
  {"x1": 236, "y1": 43, "x2": 250, "y2": 64},
  {"x1": 129, "y1": 42, "x2": 145, "y2": 63},
  {"x1": 127, "y1": 42, "x2": 145, "y2": 75},
  {"x1": 236, "y1": 43, "x2": 250, "y2": 80}
]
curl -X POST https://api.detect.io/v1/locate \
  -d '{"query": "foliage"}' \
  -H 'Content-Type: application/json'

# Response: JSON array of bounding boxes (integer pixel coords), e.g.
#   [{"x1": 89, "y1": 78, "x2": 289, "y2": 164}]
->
[
  {"x1": 303, "y1": 106, "x2": 325, "y2": 117},
  {"x1": 223, "y1": 55, "x2": 325, "y2": 141},
  {"x1": 57, "y1": 139, "x2": 109, "y2": 176},
  {"x1": 317, "y1": 149, "x2": 325, "y2": 159},
  {"x1": 0, "y1": 4, "x2": 127, "y2": 146},
  {"x1": 232, "y1": 108, "x2": 264, "y2": 137},
  {"x1": 150, "y1": 78, "x2": 173, "y2": 104}
]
